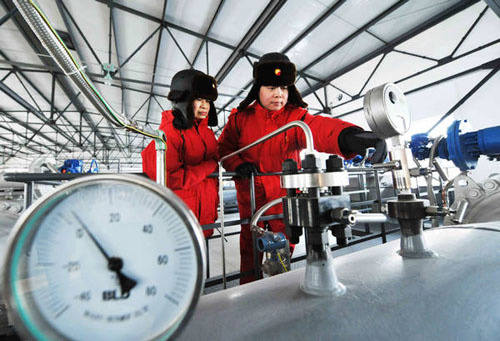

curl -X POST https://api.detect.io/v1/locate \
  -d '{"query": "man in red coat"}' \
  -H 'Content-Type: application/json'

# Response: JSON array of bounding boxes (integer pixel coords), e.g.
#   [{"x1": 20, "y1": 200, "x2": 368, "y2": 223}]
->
[
  {"x1": 218, "y1": 53, "x2": 387, "y2": 283},
  {"x1": 142, "y1": 69, "x2": 219, "y2": 238}
]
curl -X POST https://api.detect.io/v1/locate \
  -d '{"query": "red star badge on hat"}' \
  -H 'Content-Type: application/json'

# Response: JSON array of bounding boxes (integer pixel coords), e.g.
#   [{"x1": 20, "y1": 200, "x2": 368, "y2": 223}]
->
[{"x1": 274, "y1": 68, "x2": 281, "y2": 76}]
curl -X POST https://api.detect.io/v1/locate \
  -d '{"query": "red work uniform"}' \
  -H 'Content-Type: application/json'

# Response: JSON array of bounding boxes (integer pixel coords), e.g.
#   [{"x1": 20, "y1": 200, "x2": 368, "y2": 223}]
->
[
  {"x1": 218, "y1": 102, "x2": 358, "y2": 283},
  {"x1": 142, "y1": 110, "x2": 219, "y2": 237}
]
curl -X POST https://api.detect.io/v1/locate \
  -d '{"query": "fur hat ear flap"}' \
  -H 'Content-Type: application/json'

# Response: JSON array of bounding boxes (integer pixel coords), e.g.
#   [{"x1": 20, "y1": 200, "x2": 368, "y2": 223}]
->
[
  {"x1": 207, "y1": 102, "x2": 218, "y2": 127},
  {"x1": 237, "y1": 83, "x2": 260, "y2": 111},
  {"x1": 287, "y1": 84, "x2": 308, "y2": 108},
  {"x1": 171, "y1": 102, "x2": 194, "y2": 130}
]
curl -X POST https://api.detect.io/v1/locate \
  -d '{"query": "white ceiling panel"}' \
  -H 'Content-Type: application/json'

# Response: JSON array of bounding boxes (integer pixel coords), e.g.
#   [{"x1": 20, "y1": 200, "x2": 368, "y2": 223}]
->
[
  {"x1": 62, "y1": 0, "x2": 117, "y2": 74},
  {"x1": 308, "y1": 32, "x2": 384, "y2": 79},
  {"x1": 330, "y1": 97, "x2": 364, "y2": 119},
  {"x1": 396, "y1": 2, "x2": 486, "y2": 60},
  {"x1": 369, "y1": 0, "x2": 463, "y2": 42},
  {"x1": 113, "y1": 9, "x2": 160, "y2": 84},
  {"x1": 399, "y1": 42, "x2": 500, "y2": 92},
  {"x1": 217, "y1": 58, "x2": 253, "y2": 94},
  {"x1": 164, "y1": 0, "x2": 221, "y2": 34},
  {"x1": 362, "y1": 51, "x2": 437, "y2": 94},
  {"x1": 455, "y1": 7, "x2": 500, "y2": 56},
  {"x1": 334, "y1": 0, "x2": 398, "y2": 28},
  {"x1": 114, "y1": 0, "x2": 164, "y2": 21},
  {"x1": 325, "y1": 84, "x2": 353, "y2": 108},
  {"x1": 193, "y1": 41, "x2": 233, "y2": 77},
  {"x1": 208, "y1": 0, "x2": 269, "y2": 46},
  {"x1": 286, "y1": 12, "x2": 360, "y2": 70},
  {"x1": 249, "y1": 0, "x2": 337, "y2": 55},
  {"x1": 330, "y1": 54, "x2": 384, "y2": 96}
]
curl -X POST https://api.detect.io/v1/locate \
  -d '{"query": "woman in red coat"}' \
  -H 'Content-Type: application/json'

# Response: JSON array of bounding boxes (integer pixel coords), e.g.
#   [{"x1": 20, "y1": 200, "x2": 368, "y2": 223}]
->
[
  {"x1": 142, "y1": 69, "x2": 219, "y2": 238},
  {"x1": 218, "y1": 53, "x2": 387, "y2": 284}
]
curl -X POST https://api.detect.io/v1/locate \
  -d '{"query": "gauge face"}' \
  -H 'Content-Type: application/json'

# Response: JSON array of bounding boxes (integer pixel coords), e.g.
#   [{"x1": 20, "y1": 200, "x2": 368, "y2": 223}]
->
[
  {"x1": 383, "y1": 85, "x2": 410, "y2": 135},
  {"x1": 3, "y1": 175, "x2": 205, "y2": 341},
  {"x1": 363, "y1": 83, "x2": 410, "y2": 139}
]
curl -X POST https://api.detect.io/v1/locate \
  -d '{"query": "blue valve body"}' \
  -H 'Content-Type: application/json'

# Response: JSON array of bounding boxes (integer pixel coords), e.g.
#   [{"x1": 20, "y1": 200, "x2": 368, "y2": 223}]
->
[
  {"x1": 58, "y1": 159, "x2": 83, "y2": 174},
  {"x1": 411, "y1": 121, "x2": 500, "y2": 171},
  {"x1": 257, "y1": 232, "x2": 287, "y2": 252}
]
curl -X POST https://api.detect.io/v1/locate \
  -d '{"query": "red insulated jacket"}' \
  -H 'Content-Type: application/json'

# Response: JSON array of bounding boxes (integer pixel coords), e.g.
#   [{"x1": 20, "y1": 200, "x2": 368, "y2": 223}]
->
[
  {"x1": 219, "y1": 102, "x2": 358, "y2": 283},
  {"x1": 142, "y1": 111, "x2": 219, "y2": 237},
  {"x1": 219, "y1": 102, "x2": 360, "y2": 284},
  {"x1": 218, "y1": 102, "x2": 358, "y2": 206}
]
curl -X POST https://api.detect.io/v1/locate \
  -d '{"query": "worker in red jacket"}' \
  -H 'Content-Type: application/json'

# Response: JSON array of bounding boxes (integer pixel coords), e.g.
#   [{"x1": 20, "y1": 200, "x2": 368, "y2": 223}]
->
[
  {"x1": 142, "y1": 69, "x2": 219, "y2": 238},
  {"x1": 218, "y1": 52, "x2": 387, "y2": 284}
]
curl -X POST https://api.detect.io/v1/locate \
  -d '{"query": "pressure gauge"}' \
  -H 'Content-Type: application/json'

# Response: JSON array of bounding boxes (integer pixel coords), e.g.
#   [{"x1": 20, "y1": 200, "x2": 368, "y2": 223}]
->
[
  {"x1": 363, "y1": 83, "x2": 410, "y2": 139},
  {"x1": 2, "y1": 174, "x2": 206, "y2": 340}
]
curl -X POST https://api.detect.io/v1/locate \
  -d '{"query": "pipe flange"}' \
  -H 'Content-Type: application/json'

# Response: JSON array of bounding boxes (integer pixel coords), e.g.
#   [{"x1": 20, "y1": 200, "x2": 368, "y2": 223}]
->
[{"x1": 280, "y1": 171, "x2": 348, "y2": 189}]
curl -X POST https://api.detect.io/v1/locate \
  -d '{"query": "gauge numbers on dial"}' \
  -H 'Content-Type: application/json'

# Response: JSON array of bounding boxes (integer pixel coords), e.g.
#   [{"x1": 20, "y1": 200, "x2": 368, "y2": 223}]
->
[{"x1": 3, "y1": 175, "x2": 205, "y2": 340}]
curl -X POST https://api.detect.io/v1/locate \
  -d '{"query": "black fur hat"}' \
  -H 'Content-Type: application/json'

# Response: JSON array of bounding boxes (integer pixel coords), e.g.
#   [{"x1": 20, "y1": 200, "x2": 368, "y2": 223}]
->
[
  {"x1": 238, "y1": 52, "x2": 307, "y2": 111},
  {"x1": 168, "y1": 69, "x2": 218, "y2": 129}
]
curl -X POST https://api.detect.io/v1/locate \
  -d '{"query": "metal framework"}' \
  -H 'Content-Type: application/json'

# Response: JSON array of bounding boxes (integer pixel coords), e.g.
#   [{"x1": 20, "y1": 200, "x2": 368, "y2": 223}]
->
[{"x1": 0, "y1": 0, "x2": 496, "y2": 169}]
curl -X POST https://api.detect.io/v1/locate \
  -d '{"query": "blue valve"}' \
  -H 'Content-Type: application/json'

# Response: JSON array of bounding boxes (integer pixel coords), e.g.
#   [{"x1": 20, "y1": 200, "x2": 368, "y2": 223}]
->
[
  {"x1": 257, "y1": 232, "x2": 287, "y2": 252},
  {"x1": 87, "y1": 159, "x2": 99, "y2": 173},
  {"x1": 411, "y1": 120, "x2": 500, "y2": 171},
  {"x1": 58, "y1": 159, "x2": 83, "y2": 174}
]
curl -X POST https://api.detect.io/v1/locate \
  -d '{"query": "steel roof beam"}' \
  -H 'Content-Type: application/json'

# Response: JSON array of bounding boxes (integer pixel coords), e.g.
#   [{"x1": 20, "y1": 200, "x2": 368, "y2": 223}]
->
[
  {"x1": 95, "y1": 0, "x2": 236, "y2": 50},
  {"x1": 215, "y1": 0, "x2": 286, "y2": 83},
  {"x1": 145, "y1": 0, "x2": 167, "y2": 125},
  {"x1": 191, "y1": 0, "x2": 226, "y2": 67},
  {"x1": 109, "y1": 6, "x2": 132, "y2": 154},
  {"x1": 281, "y1": 0, "x2": 347, "y2": 54},
  {"x1": 301, "y1": 0, "x2": 410, "y2": 75},
  {"x1": 1, "y1": 0, "x2": 108, "y2": 149},
  {"x1": 0, "y1": 6, "x2": 16, "y2": 27},
  {"x1": 56, "y1": 0, "x2": 103, "y2": 66},
  {"x1": 0, "y1": 110, "x2": 66, "y2": 152},
  {"x1": 0, "y1": 81, "x2": 79, "y2": 145},
  {"x1": 302, "y1": 0, "x2": 480, "y2": 98},
  {"x1": 56, "y1": 0, "x2": 126, "y2": 154},
  {"x1": 0, "y1": 133, "x2": 36, "y2": 155}
]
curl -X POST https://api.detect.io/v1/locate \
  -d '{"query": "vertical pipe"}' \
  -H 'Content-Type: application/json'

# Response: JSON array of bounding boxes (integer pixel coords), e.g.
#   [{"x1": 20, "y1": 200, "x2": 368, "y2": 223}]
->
[
  {"x1": 205, "y1": 237, "x2": 210, "y2": 278},
  {"x1": 154, "y1": 134, "x2": 166, "y2": 186},
  {"x1": 24, "y1": 181, "x2": 33, "y2": 209},
  {"x1": 373, "y1": 169, "x2": 386, "y2": 243},
  {"x1": 250, "y1": 173, "x2": 261, "y2": 280},
  {"x1": 218, "y1": 165, "x2": 227, "y2": 288}
]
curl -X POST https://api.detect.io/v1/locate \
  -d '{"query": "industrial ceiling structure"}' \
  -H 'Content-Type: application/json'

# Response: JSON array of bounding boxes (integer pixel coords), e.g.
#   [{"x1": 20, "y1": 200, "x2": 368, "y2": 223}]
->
[{"x1": 0, "y1": 0, "x2": 498, "y2": 171}]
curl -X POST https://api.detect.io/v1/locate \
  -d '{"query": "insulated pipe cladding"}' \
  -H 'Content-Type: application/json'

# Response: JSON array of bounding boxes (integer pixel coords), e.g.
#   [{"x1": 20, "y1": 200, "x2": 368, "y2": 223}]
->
[{"x1": 178, "y1": 222, "x2": 500, "y2": 341}]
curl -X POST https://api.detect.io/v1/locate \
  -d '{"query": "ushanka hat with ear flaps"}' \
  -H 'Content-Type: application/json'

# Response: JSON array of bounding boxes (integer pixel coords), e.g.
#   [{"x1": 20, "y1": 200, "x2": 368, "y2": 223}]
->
[
  {"x1": 237, "y1": 52, "x2": 307, "y2": 111},
  {"x1": 167, "y1": 69, "x2": 218, "y2": 129}
]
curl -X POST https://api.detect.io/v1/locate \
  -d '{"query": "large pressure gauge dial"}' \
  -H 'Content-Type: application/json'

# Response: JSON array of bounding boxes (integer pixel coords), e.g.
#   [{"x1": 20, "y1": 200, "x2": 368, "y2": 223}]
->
[
  {"x1": 363, "y1": 83, "x2": 410, "y2": 139},
  {"x1": 2, "y1": 174, "x2": 206, "y2": 340}
]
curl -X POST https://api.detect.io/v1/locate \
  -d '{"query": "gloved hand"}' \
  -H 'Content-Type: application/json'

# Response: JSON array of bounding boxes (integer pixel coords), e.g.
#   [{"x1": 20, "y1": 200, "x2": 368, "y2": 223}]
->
[
  {"x1": 339, "y1": 128, "x2": 387, "y2": 164},
  {"x1": 235, "y1": 162, "x2": 259, "y2": 179}
]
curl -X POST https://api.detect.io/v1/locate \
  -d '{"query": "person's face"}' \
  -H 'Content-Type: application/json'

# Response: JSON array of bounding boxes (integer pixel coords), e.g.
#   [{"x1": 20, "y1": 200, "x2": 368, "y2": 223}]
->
[
  {"x1": 192, "y1": 98, "x2": 210, "y2": 120},
  {"x1": 259, "y1": 86, "x2": 288, "y2": 111}
]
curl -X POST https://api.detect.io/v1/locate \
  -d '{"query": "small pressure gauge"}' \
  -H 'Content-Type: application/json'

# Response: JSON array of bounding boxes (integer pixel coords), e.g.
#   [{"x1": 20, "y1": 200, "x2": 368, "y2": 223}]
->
[
  {"x1": 363, "y1": 83, "x2": 410, "y2": 139},
  {"x1": 2, "y1": 174, "x2": 206, "y2": 340}
]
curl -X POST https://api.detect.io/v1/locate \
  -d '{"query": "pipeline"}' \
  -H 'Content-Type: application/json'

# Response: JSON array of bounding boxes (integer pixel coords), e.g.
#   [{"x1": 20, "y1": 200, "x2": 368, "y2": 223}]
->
[{"x1": 12, "y1": 0, "x2": 164, "y2": 142}]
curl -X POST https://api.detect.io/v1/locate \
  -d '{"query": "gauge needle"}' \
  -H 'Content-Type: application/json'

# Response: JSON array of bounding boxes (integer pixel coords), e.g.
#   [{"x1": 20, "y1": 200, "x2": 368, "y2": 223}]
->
[{"x1": 72, "y1": 211, "x2": 137, "y2": 295}]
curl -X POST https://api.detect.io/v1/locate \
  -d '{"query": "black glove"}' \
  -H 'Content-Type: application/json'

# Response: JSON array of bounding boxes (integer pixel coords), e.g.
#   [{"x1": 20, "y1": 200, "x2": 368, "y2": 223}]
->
[
  {"x1": 339, "y1": 128, "x2": 387, "y2": 164},
  {"x1": 235, "y1": 162, "x2": 259, "y2": 179}
]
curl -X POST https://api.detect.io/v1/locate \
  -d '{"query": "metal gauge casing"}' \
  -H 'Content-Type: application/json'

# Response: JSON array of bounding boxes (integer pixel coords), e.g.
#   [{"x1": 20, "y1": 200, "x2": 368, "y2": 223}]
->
[
  {"x1": 363, "y1": 83, "x2": 410, "y2": 139},
  {"x1": 2, "y1": 174, "x2": 206, "y2": 340}
]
